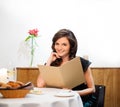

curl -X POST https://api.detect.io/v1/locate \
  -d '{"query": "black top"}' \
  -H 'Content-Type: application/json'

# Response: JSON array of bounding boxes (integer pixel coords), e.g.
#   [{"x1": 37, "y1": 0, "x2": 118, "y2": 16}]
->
[
  {"x1": 80, "y1": 57, "x2": 91, "y2": 72},
  {"x1": 72, "y1": 57, "x2": 91, "y2": 90}
]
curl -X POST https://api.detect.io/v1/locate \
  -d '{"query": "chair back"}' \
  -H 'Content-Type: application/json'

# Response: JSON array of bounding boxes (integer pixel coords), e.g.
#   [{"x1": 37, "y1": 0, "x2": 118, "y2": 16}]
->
[{"x1": 93, "y1": 85, "x2": 106, "y2": 107}]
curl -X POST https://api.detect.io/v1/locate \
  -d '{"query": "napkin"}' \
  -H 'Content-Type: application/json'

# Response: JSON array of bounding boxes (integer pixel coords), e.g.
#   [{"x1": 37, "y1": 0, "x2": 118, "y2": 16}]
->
[{"x1": 0, "y1": 68, "x2": 8, "y2": 83}]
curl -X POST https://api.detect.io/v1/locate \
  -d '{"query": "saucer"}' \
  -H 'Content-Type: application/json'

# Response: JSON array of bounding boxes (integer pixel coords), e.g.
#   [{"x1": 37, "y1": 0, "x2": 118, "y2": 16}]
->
[{"x1": 54, "y1": 90, "x2": 75, "y2": 97}]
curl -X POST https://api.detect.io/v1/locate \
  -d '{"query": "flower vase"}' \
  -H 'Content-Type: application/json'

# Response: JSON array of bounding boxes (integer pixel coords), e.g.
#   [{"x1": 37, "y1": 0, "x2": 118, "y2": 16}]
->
[{"x1": 30, "y1": 37, "x2": 34, "y2": 67}]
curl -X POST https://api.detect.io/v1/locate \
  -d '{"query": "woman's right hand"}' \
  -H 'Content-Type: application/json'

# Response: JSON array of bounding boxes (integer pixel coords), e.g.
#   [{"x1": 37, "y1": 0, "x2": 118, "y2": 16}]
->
[{"x1": 46, "y1": 52, "x2": 60, "y2": 66}]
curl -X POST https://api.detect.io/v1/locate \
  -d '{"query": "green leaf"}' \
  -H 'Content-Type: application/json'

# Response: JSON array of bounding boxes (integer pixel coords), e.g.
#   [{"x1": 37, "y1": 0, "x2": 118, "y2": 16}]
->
[{"x1": 25, "y1": 35, "x2": 32, "y2": 41}]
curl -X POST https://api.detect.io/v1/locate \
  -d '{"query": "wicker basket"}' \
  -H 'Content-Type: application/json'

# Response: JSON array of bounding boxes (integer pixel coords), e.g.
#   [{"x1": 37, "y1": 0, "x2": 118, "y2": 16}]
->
[{"x1": 0, "y1": 89, "x2": 30, "y2": 98}]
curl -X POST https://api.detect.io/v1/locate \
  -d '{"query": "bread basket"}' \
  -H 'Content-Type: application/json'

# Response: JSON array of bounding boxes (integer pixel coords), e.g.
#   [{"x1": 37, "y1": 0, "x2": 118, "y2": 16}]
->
[
  {"x1": 0, "y1": 89, "x2": 30, "y2": 98},
  {"x1": 0, "y1": 81, "x2": 33, "y2": 98}
]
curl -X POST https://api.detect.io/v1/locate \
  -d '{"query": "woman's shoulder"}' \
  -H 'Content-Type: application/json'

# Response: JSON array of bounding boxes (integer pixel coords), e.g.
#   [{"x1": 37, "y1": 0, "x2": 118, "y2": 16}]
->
[{"x1": 79, "y1": 56, "x2": 91, "y2": 72}]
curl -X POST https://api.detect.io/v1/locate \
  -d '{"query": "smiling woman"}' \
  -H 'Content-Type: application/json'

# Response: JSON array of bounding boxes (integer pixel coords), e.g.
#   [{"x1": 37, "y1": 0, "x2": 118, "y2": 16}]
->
[{"x1": 0, "y1": 0, "x2": 120, "y2": 68}]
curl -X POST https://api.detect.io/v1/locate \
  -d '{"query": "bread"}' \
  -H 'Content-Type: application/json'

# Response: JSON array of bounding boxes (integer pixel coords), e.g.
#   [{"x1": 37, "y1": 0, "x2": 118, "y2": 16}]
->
[
  {"x1": 0, "y1": 82, "x2": 12, "y2": 88},
  {"x1": 0, "y1": 81, "x2": 25, "y2": 89},
  {"x1": 16, "y1": 81, "x2": 24, "y2": 86},
  {"x1": 7, "y1": 81, "x2": 24, "y2": 88},
  {"x1": 0, "y1": 82, "x2": 4, "y2": 87}
]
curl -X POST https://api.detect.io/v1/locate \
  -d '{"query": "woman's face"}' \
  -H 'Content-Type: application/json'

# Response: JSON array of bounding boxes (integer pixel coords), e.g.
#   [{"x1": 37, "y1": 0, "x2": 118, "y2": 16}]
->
[{"x1": 54, "y1": 37, "x2": 70, "y2": 58}]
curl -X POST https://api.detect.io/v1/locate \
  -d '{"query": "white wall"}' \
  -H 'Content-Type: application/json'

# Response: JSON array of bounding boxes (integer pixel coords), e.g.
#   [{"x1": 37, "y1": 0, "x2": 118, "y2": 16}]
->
[{"x1": 0, "y1": 0, "x2": 120, "y2": 68}]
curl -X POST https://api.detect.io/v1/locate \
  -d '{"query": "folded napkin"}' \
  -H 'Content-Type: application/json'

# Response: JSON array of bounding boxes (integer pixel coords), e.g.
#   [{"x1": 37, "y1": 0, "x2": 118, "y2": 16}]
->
[
  {"x1": 0, "y1": 68, "x2": 8, "y2": 83},
  {"x1": 17, "y1": 82, "x2": 34, "y2": 90}
]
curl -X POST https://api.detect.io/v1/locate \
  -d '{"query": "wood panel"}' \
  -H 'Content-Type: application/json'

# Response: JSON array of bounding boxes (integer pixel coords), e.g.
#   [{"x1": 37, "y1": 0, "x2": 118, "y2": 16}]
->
[
  {"x1": 91, "y1": 68, "x2": 120, "y2": 107},
  {"x1": 16, "y1": 67, "x2": 39, "y2": 87}
]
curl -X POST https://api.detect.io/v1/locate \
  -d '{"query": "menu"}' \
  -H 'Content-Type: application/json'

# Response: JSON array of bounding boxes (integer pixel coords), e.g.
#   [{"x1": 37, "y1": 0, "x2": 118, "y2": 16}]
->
[{"x1": 38, "y1": 57, "x2": 85, "y2": 89}]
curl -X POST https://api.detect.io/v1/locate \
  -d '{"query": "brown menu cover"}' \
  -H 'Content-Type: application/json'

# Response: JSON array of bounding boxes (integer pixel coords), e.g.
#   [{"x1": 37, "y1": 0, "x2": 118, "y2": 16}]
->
[{"x1": 38, "y1": 57, "x2": 85, "y2": 89}]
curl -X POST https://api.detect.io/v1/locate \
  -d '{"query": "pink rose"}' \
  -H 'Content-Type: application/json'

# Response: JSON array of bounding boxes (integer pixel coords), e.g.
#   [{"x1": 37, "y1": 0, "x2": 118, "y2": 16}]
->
[{"x1": 28, "y1": 28, "x2": 39, "y2": 37}]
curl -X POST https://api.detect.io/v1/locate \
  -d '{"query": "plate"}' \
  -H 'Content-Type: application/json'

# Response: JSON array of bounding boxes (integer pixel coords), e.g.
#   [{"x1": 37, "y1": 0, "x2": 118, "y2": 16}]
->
[
  {"x1": 29, "y1": 89, "x2": 42, "y2": 95},
  {"x1": 54, "y1": 91, "x2": 75, "y2": 97}
]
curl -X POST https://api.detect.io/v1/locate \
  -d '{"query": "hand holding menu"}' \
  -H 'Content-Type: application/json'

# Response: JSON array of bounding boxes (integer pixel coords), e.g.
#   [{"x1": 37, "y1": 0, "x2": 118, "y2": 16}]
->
[{"x1": 38, "y1": 57, "x2": 85, "y2": 89}]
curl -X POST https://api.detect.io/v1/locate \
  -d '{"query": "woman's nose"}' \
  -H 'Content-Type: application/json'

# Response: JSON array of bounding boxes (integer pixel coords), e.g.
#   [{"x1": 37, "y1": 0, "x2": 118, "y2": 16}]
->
[{"x1": 57, "y1": 45, "x2": 62, "y2": 50}]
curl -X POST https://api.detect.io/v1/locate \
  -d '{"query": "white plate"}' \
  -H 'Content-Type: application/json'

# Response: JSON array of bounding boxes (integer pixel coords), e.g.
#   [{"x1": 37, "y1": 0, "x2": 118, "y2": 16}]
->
[{"x1": 54, "y1": 92, "x2": 75, "y2": 97}]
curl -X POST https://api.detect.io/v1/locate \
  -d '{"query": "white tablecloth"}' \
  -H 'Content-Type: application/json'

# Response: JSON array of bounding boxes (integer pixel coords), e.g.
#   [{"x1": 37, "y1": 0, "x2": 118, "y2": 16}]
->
[{"x1": 0, "y1": 88, "x2": 83, "y2": 107}]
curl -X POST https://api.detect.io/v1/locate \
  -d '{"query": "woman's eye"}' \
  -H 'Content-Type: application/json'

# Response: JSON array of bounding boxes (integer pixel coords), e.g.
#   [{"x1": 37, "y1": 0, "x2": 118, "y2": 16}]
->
[
  {"x1": 55, "y1": 43, "x2": 59, "y2": 45},
  {"x1": 63, "y1": 43, "x2": 67, "y2": 46}
]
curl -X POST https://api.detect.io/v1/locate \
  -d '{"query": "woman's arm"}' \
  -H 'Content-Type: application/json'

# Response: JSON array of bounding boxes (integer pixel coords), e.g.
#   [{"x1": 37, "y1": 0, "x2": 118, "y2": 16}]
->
[
  {"x1": 76, "y1": 67, "x2": 95, "y2": 96},
  {"x1": 37, "y1": 74, "x2": 46, "y2": 87}
]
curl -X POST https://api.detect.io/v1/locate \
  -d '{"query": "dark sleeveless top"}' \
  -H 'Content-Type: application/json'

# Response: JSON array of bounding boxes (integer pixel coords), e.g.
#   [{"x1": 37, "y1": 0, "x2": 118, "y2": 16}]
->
[
  {"x1": 80, "y1": 57, "x2": 91, "y2": 73},
  {"x1": 72, "y1": 57, "x2": 91, "y2": 90}
]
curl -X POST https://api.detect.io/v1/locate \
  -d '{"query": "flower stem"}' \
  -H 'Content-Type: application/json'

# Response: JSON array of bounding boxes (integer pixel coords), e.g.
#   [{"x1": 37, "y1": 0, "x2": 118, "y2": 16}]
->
[{"x1": 30, "y1": 37, "x2": 34, "y2": 67}]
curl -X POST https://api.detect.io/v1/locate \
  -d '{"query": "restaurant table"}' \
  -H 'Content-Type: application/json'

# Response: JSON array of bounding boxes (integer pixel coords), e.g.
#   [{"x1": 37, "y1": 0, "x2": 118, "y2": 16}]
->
[{"x1": 0, "y1": 87, "x2": 83, "y2": 107}]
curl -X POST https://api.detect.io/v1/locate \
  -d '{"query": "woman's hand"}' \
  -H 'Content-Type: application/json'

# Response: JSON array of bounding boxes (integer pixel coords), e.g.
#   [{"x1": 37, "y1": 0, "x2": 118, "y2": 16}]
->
[
  {"x1": 46, "y1": 52, "x2": 60, "y2": 66},
  {"x1": 37, "y1": 75, "x2": 46, "y2": 88}
]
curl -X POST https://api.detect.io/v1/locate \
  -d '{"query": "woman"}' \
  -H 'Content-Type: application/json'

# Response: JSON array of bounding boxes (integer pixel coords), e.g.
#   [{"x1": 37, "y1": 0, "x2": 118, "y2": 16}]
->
[{"x1": 37, "y1": 29, "x2": 96, "y2": 107}]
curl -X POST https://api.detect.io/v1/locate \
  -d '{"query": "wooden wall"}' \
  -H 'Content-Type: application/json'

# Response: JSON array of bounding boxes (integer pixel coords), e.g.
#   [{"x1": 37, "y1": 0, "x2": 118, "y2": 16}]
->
[
  {"x1": 16, "y1": 67, "x2": 120, "y2": 107},
  {"x1": 16, "y1": 67, "x2": 39, "y2": 87},
  {"x1": 91, "y1": 68, "x2": 120, "y2": 107}
]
